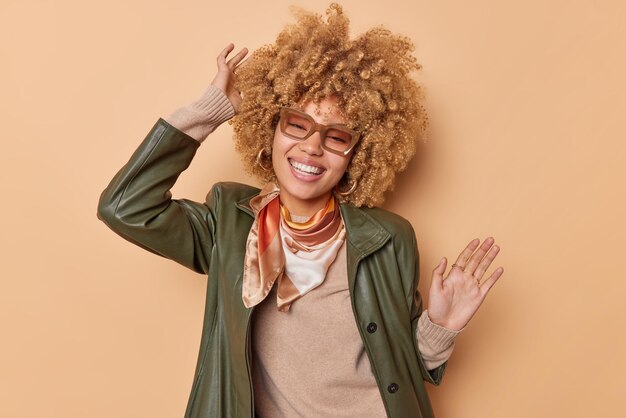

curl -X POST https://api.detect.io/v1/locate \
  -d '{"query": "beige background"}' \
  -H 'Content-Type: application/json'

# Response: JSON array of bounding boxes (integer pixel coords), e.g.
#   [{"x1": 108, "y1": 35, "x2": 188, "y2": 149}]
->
[{"x1": 1, "y1": 0, "x2": 624, "y2": 417}]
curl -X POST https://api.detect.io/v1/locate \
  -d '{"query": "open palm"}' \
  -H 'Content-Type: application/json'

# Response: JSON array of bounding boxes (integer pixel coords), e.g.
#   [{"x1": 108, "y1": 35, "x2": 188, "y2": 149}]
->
[{"x1": 427, "y1": 237, "x2": 504, "y2": 331}]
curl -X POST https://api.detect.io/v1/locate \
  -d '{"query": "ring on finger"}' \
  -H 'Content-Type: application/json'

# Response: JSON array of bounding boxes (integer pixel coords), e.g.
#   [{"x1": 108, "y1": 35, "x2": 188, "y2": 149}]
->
[{"x1": 451, "y1": 263, "x2": 465, "y2": 271}]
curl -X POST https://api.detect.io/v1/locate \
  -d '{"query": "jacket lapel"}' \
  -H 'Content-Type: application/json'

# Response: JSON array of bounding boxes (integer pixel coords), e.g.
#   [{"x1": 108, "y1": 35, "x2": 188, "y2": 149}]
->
[
  {"x1": 235, "y1": 194, "x2": 256, "y2": 218},
  {"x1": 339, "y1": 203, "x2": 390, "y2": 258},
  {"x1": 339, "y1": 203, "x2": 391, "y2": 295}
]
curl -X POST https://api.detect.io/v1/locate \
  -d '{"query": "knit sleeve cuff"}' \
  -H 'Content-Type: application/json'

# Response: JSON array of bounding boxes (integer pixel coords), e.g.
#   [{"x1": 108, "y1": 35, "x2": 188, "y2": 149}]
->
[
  {"x1": 164, "y1": 85, "x2": 236, "y2": 143},
  {"x1": 418, "y1": 309, "x2": 463, "y2": 351}
]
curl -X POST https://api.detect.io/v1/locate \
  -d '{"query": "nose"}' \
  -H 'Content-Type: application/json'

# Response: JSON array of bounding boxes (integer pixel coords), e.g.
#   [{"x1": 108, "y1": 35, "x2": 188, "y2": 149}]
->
[{"x1": 298, "y1": 131, "x2": 323, "y2": 156}]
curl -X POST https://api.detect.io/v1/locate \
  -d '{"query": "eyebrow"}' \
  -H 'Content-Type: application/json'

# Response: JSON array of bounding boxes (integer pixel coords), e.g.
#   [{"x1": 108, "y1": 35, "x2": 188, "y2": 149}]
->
[{"x1": 291, "y1": 107, "x2": 349, "y2": 127}]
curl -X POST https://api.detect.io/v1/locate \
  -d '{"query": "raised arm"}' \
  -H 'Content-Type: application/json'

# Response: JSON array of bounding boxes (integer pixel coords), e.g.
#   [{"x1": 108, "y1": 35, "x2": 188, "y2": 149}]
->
[{"x1": 96, "y1": 44, "x2": 248, "y2": 274}]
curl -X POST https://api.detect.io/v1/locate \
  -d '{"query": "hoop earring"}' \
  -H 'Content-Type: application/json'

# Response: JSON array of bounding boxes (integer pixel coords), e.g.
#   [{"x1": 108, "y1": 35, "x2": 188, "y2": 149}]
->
[
  {"x1": 256, "y1": 149, "x2": 272, "y2": 172},
  {"x1": 334, "y1": 179, "x2": 358, "y2": 196}
]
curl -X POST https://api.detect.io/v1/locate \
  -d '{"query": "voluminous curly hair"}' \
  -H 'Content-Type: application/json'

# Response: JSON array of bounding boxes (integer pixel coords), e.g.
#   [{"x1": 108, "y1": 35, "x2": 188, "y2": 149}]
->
[{"x1": 230, "y1": 2, "x2": 429, "y2": 207}]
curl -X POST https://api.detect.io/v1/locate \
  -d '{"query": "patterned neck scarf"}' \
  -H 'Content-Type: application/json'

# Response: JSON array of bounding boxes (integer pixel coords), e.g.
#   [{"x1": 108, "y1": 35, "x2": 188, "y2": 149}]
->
[{"x1": 242, "y1": 183, "x2": 346, "y2": 312}]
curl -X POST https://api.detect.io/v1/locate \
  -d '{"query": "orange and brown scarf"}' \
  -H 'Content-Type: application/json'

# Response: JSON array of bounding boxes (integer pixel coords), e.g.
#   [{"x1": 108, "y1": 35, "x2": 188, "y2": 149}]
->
[{"x1": 242, "y1": 183, "x2": 346, "y2": 312}]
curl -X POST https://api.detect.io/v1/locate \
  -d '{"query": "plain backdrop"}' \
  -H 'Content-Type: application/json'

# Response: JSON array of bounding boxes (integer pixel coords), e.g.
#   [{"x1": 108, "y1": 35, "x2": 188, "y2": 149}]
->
[{"x1": 1, "y1": 1, "x2": 624, "y2": 417}]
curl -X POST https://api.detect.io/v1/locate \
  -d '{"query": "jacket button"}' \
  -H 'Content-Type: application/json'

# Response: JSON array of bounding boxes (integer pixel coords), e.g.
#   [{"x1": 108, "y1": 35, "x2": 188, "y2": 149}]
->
[
  {"x1": 366, "y1": 322, "x2": 377, "y2": 333},
  {"x1": 387, "y1": 383, "x2": 399, "y2": 393}
]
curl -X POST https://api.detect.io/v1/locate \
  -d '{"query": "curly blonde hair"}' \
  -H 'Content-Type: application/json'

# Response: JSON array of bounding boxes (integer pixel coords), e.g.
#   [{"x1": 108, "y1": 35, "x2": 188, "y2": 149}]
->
[{"x1": 230, "y1": 2, "x2": 429, "y2": 207}]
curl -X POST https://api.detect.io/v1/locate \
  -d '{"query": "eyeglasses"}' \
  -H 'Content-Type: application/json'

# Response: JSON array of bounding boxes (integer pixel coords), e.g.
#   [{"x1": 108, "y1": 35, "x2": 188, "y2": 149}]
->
[{"x1": 278, "y1": 107, "x2": 360, "y2": 156}]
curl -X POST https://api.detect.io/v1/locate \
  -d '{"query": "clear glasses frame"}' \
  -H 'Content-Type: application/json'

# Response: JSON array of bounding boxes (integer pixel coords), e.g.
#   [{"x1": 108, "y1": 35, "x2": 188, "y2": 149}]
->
[{"x1": 278, "y1": 107, "x2": 360, "y2": 156}]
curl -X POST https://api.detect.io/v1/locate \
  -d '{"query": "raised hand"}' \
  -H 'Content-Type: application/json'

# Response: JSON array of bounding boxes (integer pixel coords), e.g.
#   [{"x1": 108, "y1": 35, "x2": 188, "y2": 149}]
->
[
  {"x1": 210, "y1": 43, "x2": 249, "y2": 111},
  {"x1": 426, "y1": 237, "x2": 504, "y2": 331}
]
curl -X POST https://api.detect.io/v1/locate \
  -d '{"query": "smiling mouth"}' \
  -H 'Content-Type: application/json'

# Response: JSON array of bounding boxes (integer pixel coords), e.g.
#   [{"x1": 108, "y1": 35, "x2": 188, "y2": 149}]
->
[{"x1": 288, "y1": 159, "x2": 325, "y2": 176}]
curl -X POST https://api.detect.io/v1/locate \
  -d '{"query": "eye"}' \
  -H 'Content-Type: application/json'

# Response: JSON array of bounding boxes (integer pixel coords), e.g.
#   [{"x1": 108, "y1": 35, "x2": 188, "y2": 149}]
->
[
  {"x1": 327, "y1": 135, "x2": 347, "y2": 144},
  {"x1": 325, "y1": 128, "x2": 351, "y2": 145},
  {"x1": 288, "y1": 122, "x2": 307, "y2": 131}
]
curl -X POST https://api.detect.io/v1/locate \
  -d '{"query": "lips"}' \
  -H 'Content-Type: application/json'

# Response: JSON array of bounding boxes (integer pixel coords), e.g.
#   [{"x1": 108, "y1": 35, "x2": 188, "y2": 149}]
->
[{"x1": 288, "y1": 158, "x2": 325, "y2": 176}]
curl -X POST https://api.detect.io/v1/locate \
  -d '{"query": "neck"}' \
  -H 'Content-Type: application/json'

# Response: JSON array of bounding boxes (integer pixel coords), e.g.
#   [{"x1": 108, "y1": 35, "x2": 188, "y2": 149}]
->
[{"x1": 279, "y1": 192, "x2": 332, "y2": 218}]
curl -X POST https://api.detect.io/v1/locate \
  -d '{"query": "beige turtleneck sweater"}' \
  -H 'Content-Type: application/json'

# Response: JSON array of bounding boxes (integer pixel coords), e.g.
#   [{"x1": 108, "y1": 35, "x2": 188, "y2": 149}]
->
[{"x1": 163, "y1": 85, "x2": 462, "y2": 417}]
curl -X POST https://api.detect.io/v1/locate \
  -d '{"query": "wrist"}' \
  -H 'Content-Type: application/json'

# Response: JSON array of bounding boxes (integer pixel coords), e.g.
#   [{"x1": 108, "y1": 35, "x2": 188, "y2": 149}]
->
[
  {"x1": 419, "y1": 310, "x2": 463, "y2": 348},
  {"x1": 190, "y1": 85, "x2": 235, "y2": 124},
  {"x1": 425, "y1": 310, "x2": 466, "y2": 332},
  {"x1": 165, "y1": 85, "x2": 236, "y2": 142}
]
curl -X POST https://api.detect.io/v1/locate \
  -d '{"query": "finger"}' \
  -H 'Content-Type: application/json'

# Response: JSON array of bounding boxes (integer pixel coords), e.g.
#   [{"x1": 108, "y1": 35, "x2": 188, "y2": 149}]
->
[
  {"x1": 236, "y1": 54, "x2": 252, "y2": 69},
  {"x1": 217, "y1": 43, "x2": 235, "y2": 66},
  {"x1": 453, "y1": 238, "x2": 480, "y2": 270},
  {"x1": 479, "y1": 266, "x2": 504, "y2": 297},
  {"x1": 465, "y1": 237, "x2": 495, "y2": 276},
  {"x1": 227, "y1": 47, "x2": 249, "y2": 68},
  {"x1": 431, "y1": 257, "x2": 446, "y2": 292},
  {"x1": 473, "y1": 244, "x2": 500, "y2": 280},
  {"x1": 233, "y1": 55, "x2": 251, "y2": 77}
]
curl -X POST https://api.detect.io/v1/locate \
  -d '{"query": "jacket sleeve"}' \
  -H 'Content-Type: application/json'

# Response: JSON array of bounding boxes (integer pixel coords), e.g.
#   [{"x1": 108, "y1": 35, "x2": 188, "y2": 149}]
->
[
  {"x1": 407, "y1": 228, "x2": 449, "y2": 386},
  {"x1": 96, "y1": 118, "x2": 217, "y2": 275}
]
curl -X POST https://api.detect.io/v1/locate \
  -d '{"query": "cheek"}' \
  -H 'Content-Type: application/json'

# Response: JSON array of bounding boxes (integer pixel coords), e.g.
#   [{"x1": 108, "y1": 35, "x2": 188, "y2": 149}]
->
[
  {"x1": 271, "y1": 131, "x2": 294, "y2": 175},
  {"x1": 270, "y1": 133, "x2": 276, "y2": 155},
  {"x1": 327, "y1": 156, "x2": 351, "y2": 185},
  {"x1": 334, "y1": 153, "x2": 353, "y2": 174},
  {"x1": 271, "y1": 130, "x2": 282, "y2": 166}
]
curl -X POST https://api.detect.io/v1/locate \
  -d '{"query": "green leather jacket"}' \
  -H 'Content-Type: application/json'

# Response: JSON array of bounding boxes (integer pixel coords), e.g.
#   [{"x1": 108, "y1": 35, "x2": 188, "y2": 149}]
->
[{"x1": 97, "y1": 118, "x2": 447, "y2": 418}]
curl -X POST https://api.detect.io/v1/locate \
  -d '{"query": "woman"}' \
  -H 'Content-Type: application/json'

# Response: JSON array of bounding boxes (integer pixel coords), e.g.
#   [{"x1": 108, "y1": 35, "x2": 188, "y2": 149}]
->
[{"x1": 97, "y1": 3, "x2": 503, "y2": 417}]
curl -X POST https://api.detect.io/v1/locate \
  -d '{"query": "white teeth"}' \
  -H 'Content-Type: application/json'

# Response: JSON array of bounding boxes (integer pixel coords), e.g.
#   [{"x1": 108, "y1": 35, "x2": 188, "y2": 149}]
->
[{"x1": 289, "y1": 160, "x2": 323, "y2": 175}]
